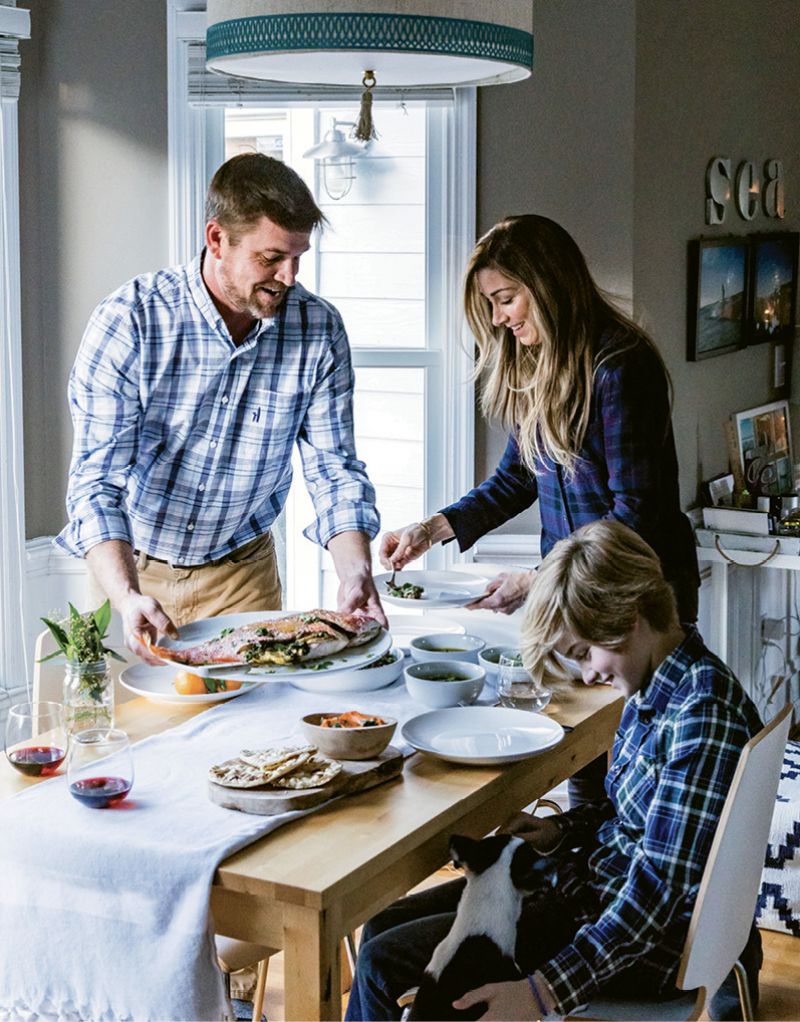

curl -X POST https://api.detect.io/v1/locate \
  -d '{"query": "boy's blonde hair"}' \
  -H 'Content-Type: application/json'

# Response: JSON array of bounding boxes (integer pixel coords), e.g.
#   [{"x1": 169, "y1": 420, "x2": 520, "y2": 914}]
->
[{"x1": 520, "y1": 520, "x2": 678, "y2": 685}]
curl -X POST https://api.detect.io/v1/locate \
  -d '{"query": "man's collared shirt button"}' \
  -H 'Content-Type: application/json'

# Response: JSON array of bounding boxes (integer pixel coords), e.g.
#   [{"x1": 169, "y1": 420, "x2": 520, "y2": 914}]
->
[
  {"x1": 210, "y1": 440, "x2": 217, "y2": 449},
  {"x1": 198, "y1": 483, "x2": 206, "y2": 492},
  {"x1": 221, "y1": 395, "x2": 229, "y2": 405},
  {"x1": 187, "y1": 522, "x2": 195, "y2": 532}
]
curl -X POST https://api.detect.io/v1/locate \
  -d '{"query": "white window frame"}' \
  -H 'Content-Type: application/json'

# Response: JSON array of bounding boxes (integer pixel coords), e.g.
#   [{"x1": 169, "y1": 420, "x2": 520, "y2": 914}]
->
[
  {"x1": 167, "y1": 0, "x2": 476, "y2": 606},
  {"x1": 0, "y1": 1, "x2": 30, "y2": 708}
]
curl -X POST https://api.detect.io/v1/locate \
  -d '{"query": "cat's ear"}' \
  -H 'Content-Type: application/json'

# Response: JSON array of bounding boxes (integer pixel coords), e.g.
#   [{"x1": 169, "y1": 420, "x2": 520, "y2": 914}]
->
[
  {"x1": 510, "y1": 840, "x2": 541, "y2": 891},
  {"x1": 448, "y1": 834, "x2": 478, "y2": 870}
]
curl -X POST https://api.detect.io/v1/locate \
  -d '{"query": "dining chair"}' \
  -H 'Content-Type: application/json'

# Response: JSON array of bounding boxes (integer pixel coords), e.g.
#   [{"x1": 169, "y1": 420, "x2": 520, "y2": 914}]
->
[
  {"x1": 567, "y1": 702, "x2": 793, "y2": 1022},
  {"x1": 31, "y1": 611, "x2": 137, "y2": 704}
]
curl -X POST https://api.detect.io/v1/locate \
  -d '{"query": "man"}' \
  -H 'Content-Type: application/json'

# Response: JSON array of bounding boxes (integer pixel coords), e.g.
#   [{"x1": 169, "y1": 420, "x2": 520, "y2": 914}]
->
[
  {"x1": 57, "y1": 154, "x2": 385, "y2": 658},
  {"x1": 346, "y1": 520, "x2": 762, "y2": 1021}
]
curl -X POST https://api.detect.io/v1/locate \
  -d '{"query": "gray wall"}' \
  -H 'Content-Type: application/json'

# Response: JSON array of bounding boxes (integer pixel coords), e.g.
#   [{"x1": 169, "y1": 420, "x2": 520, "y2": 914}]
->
[
  {"x1": 477, "y1": 0, "x2": 800, "y2": 534},
  {"x1": 17, "y1": 0, "x2": 800, "y2": 541},
  {"x1": 19, "y1": 0, "x2": 169, "y2": 539}
]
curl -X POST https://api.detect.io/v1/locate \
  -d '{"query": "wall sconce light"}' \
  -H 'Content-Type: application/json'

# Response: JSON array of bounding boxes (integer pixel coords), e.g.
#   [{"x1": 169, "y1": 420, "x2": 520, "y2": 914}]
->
[{"x1": 303, "y1": 119, "x2": 364, "y2": 201}]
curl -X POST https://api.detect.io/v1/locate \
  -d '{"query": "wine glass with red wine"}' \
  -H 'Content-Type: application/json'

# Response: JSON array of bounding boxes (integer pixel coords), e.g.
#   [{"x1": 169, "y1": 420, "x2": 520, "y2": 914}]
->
[
  {"x1": 67, "y1": 728, "x2": 134, "y2": 809},
  {"x1": 5, "y1": 701, "x2": 69, "y2": 777}
]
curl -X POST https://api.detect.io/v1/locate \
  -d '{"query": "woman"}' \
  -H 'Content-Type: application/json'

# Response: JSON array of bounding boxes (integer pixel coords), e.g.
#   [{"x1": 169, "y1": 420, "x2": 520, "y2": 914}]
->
[{"x1": 380, "y1": 214, "x2": 699, "y2": 621}]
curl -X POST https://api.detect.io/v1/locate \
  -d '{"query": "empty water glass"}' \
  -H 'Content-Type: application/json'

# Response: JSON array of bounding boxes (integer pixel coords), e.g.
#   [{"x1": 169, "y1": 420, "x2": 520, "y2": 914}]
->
[{"x1": 497, "y1": 651, "x2": 551, "y2": 712}]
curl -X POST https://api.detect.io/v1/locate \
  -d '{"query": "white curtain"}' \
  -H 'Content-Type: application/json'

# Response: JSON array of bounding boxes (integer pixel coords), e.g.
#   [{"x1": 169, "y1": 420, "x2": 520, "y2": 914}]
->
[{"x1": 0, "y1": 1, "x2": 29, "y2": 710}]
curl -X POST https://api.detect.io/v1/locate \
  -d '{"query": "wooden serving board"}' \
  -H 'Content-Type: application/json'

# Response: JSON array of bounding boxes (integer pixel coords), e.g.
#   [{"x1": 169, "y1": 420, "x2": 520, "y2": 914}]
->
[{"x1": 208, "y1": 746, "x2": 404, "y2": 815}]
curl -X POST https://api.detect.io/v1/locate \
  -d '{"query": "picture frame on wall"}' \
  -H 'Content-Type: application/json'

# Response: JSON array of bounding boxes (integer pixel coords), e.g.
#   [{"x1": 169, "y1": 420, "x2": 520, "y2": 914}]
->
[
  {"x1": 747, "y1": 231, "x2": 799, "y2": 346},
  {"x1": 731, "y1": 399, "x2": 793, "y2": 498},
  {"x1": 687, "y1": 236, "x2": 749, "y2": 361}
]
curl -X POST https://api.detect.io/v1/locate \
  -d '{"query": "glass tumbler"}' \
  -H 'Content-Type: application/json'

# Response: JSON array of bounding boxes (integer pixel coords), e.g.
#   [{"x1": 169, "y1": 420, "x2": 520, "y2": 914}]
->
[
  {"x1": 67, "y1": 728, "x2": 134, "y2": 809},
  {"x1": 5, "y1": 701, "x2": 68, "y2": 777},
  {"x1": 497, "y1": 651, "x2": 552, "y2": 712}
]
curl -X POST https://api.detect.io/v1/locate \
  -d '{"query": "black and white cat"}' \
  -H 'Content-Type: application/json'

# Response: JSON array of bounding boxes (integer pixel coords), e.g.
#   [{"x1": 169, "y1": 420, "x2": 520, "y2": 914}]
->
[{"x1": 408, "y1": 833, "x2": 539, "y2": 1022}]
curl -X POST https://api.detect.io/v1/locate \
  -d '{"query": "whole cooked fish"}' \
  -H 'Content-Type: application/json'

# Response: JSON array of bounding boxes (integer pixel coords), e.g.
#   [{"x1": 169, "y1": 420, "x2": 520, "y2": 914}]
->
[{"x1": 148, "y1": 610, "x2": 381, "y2": 667}]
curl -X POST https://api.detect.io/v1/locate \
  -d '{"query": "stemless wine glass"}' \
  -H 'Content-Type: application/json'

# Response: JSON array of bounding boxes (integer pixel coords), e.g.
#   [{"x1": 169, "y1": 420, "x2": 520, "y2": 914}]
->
[
  {"x1": 5, "y1": 701, "x2": 68, "y2": 777},
  {"x1": 67, "y1": 728, "x2": 134, "y2": 809},
  {"x1": 497, "y1": 651, "x2": 552, "y2": 712}
]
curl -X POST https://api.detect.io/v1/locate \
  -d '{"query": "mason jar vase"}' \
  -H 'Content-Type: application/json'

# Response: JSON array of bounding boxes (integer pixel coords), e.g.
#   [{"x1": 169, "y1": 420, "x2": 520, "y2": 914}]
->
[{"x1": 63, "y1": 659, "x2": 114, "y2": 734}]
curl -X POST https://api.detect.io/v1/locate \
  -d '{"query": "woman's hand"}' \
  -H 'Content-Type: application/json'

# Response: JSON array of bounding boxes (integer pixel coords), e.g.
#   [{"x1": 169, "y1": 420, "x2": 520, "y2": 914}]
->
[
  {"x1": 452, "y1": 979, "x2": 535, "y2": 1020},
  {"x1": 378, "y1": 514, "x2": 454, "y2": 571},
  {"x1": 499, "y1": 811, "x2": 562, "y2": 853},
  {"x1": 466, "y1": 570, "x2": 534, "y2": 614}
]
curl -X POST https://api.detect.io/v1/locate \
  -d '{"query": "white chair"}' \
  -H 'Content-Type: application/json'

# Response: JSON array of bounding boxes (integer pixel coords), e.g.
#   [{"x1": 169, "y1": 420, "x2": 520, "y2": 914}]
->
[{"x1": 567, "y1": 702, "x2": 793, "y2": 1022}]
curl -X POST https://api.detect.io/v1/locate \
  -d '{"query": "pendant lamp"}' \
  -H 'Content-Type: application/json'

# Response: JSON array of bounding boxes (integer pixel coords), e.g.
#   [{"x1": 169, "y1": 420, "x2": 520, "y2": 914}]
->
[{"x1": 206, "y1": 1, "x2": 533, "y2": 137}]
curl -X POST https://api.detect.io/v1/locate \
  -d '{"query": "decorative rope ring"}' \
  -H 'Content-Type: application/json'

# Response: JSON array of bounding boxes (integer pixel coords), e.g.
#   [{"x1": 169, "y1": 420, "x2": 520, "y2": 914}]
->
[
  {"x1": 713, "y1": 535, "x2": 781, "y2": 567},
  {"x1": 362, "y1": 70, "x2": 377, "y2": 89}
]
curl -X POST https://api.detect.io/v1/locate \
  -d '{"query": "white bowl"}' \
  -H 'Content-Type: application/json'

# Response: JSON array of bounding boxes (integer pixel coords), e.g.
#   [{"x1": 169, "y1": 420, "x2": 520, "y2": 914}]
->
[
  {"x1": 404, "y1": 660, "x2": 485, "y2": 708},
  {"x1": 354, "y1": 646, "x2": 405, "y2": 685},
  {"x1": 477, "y1": 645, "x2": 514, "y2": 677},
  {"x1": 409, "y1": 633, "x2": 486, "y2": 664}
]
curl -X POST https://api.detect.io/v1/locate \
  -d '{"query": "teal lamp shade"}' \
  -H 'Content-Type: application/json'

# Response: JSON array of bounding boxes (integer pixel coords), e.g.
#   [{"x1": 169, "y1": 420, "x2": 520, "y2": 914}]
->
[{"x1": 205, "y1": 0, "x2": 533, "y2": 88}]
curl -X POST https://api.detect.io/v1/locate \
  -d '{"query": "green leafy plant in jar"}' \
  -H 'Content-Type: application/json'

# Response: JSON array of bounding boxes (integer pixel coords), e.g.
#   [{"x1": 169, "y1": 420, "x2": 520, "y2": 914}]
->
[{"x1": 39, "y1": 600, "x2": 125, "y2": 734}]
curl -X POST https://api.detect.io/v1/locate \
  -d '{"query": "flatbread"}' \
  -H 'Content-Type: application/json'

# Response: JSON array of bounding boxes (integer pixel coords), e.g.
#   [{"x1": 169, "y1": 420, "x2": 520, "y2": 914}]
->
[
  {"x1": 209, "y1": 760, "x2": 273, "y2": 789},
  {"x1": 239, "y1": 745, "x2": 315, "y2": 781},
  {"x1": 270, "y1": 754, "x2": 342, "y2": 789}
]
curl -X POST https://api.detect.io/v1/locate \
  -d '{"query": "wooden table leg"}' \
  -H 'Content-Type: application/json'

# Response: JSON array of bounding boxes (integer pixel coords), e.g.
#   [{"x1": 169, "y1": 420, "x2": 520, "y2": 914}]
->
[{"x1": 283, "y1": 902, "x2": 343, "y2": 1021}]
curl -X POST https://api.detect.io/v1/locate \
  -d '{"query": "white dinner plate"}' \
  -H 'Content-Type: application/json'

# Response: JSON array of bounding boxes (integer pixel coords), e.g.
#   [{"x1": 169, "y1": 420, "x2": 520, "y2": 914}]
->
[
  {"x1": 375, "y1": 571, "x2": 490, "y2": 608},
  {"x1": 148, "y1": 611, "x2": 391, "y2": 682},
  {"x1": 401, "y1": 706, "x2": 564, "y2": 765},
  {"x1": 119, "y1": 663, "x2": 255, "y2": 705}
]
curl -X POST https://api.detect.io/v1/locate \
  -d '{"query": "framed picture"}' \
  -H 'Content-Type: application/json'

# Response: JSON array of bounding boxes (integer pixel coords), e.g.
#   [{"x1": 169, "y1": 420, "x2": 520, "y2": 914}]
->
[
  {"x1": 705, "y1": 472, "x2": 735, "y2": 507},
  {"x1": 687, "y1": 236, "x2": 749, "y2": 361},
  {"x1": 732, "y1": 400, "x2": 793, "y2": 497},
  {"x1": 747, "y1": 231, "x2": 799, "y2": 345}
]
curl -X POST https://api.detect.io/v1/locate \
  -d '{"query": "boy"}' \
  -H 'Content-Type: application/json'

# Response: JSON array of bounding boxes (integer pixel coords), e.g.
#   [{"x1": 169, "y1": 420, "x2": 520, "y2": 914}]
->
[{"x1": 346, "y1": 520, "x2": 762, "y2": 1021}]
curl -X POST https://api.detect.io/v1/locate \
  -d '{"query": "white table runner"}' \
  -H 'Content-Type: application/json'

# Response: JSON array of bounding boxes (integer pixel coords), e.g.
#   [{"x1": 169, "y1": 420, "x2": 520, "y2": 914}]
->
[{"x1": 0, "y1": 676, "x2": 444, "y2": 1022}]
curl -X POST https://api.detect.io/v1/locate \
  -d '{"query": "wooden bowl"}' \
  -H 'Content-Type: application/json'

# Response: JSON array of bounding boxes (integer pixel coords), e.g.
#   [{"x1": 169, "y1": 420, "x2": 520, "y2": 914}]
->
[{"x1": 300, "y1": 712, "x2": 397, "y2": 761}]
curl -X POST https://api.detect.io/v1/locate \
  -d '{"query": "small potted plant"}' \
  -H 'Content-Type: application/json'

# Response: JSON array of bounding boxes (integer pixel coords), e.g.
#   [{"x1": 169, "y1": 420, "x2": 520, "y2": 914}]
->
[{"x1": 40, "y1": 600, "x2": 125, "y2": 733}]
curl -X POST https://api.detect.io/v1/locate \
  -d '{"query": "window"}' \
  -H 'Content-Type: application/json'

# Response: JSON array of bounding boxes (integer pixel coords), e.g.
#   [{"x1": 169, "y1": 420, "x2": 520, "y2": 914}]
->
[
  {"x1": 0, "y1": 1, "x2": 30, "y2": 705},
  {"x1": 168, "y1": 3, "x2": 476, "y2": 608}
]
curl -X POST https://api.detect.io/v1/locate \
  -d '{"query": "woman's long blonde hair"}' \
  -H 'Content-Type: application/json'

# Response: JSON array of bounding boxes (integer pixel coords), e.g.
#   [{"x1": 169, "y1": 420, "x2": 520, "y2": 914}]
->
[{"x1": 464, "y1": 215, "x2": 669, "y2": 475}]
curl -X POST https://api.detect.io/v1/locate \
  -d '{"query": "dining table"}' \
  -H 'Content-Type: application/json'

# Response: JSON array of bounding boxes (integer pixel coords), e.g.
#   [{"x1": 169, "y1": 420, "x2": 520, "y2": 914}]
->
[{"x1": 0, "y1": 606, "x2": 623, "y2": 1022}]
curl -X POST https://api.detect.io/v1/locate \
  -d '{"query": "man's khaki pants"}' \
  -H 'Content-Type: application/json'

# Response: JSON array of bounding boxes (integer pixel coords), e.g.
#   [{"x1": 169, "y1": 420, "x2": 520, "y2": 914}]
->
[{"x1": 89, "y1": 532, "x2": 282, "y2": 628}]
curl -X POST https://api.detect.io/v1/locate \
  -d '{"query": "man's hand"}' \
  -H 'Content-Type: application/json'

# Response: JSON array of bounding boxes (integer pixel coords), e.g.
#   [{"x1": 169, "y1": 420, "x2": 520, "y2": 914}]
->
[
  {"x1": 119, "y1": 593, "x2": 179, "y2": 665},
  {"x1": 499, "y1": 811, "x2": 562, "y2": 853},
  {"x1": 465, "y1": 570, "x2": 534, "y2": 614},
  {"x1": 86, "y1": 540, "x2": 178, "y2": 665},
  {"x1": 336, "y1": 572, "x2": 387, "y2": 628},
  {"x1": 378, "y1": 513, "x2": 454, "y2": 571},
  {"x1": 327, "y1": 531, "x2": 388, "y2": 628}
]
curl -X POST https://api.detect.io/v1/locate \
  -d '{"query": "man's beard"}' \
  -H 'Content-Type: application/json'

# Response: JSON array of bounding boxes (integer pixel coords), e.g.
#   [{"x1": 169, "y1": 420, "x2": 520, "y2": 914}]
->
[{"x1": 218, "y1": 264, "x2": 286, "y2": 319}]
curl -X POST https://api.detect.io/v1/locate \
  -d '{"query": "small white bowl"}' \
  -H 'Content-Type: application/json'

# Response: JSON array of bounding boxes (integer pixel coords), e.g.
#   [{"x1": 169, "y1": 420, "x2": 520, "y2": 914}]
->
[
  {"x1": 355, "y1": 647, "x2": 405, "y2": 686},
  {"x1": 477, "y1": 645, "x2": 514, "y2": 677},
  {"x1": 404, "y1": 660, "x2": 485, "y2": 708},
  {"x1": 409, "y1": 633, "x2": 486, "y2": 664}
]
